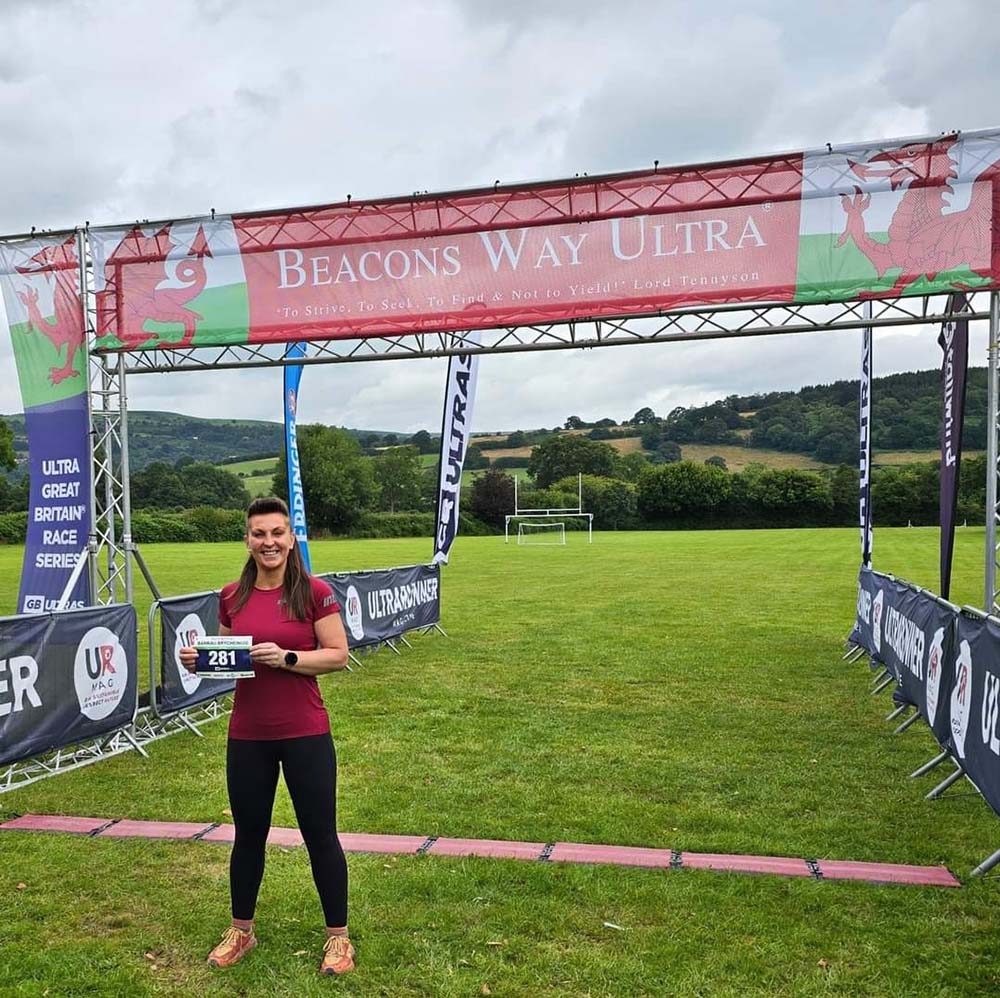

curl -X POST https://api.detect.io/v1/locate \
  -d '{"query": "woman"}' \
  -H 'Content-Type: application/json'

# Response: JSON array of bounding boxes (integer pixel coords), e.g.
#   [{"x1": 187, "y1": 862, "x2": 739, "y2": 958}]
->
[{"x1": 179, "y1": 496, "x2": 354, "y2": 976}]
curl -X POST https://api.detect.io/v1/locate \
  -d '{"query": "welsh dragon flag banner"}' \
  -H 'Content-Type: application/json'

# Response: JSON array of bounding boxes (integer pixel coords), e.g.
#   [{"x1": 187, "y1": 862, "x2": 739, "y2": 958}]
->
[
  {"x1": 89, "y1": 130, "x2": 1000, "y2": 352},
  {"x1": 0, "y1": 234, "x2": 92, "y2": 613}
]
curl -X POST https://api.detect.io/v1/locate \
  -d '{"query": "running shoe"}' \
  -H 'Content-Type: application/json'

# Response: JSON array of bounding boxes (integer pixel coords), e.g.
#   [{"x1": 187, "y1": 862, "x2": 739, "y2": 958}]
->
[
  {"x1": 207, "y1": 925, "x2": 257, "y2": 968},
  {"x1": 320, "y1": 935, "x2": 355, "y2": 976}
]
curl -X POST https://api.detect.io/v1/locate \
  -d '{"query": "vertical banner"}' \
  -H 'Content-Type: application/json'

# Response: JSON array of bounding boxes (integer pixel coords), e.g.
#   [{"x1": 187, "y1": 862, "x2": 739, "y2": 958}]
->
[
  {"x1": 0, "y1": 234, "x2": 92, "y2": 614},
  {"x1": 283, "y1": 343, "x2": 311, "y2": 572},
  {"x1": 433, "y1": 335, "x2": 480, "y2": 565},
  {"x1": 948, "y1": 613, "x2": 1000, "y2": 817},
  {"x1": 939, "y1": 292, "x2": 969, "y2": 600},
  {"x1": 859, "y1": 304, "x2": 873, "y2": 567}
]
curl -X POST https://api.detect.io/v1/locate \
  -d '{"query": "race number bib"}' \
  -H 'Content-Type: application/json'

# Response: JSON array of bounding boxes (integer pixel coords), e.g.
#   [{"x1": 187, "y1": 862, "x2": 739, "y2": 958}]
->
[{"x1": 195, "y1": 635, "x2": 254, "y2": 679}]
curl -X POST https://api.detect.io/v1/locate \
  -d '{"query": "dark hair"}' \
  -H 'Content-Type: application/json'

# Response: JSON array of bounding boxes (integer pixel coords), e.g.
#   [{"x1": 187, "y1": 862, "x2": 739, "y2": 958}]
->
[{"x1": 229, "y1": 496, "x2": 312, "y2": 621}]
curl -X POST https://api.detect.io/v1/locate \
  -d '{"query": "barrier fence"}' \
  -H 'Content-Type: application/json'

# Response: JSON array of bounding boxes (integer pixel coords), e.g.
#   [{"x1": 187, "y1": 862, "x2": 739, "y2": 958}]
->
[
  {"x1": 0, "y1": 563, "x2": 441, "y2": 784},
  {"x1": 0, "y1": 603, "x2": 137, "y2": 766},
  {"x1": 850, "y1": 567, "x2": 1000, "y2": 871}
]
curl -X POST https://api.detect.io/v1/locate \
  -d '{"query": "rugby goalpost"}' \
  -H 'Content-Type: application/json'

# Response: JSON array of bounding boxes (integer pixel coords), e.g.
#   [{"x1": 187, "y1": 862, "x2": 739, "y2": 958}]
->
[{"x1": 504, "y1": 473, "x2": 593, "y2": 545}]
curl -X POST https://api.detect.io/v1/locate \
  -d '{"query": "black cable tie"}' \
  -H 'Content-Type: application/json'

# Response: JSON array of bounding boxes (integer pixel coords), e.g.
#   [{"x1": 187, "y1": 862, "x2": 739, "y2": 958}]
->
[
  {"x1": 539, "y1": 843, "x2": 555, "y2": 862},
  {"x1": 805, "y1": 858, "x2": 823, "y2": 880},
  {"x1": 89, "y1": 818, "x2": 120, "y2": 837},
  {"x1": 193, "y1": 822, "x2": 220, "y2": 841},
  {"x1": 416, "y1": 836, "x2": 437, "y2": 855},
  {"x1": 670, "y1": 850, "x2": 683, "y2": 869}
]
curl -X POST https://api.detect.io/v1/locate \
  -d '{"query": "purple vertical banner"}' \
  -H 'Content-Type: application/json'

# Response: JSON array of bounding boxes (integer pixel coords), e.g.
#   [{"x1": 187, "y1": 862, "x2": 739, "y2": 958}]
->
[
  {"x1": 859, "y1": 302, "x2": 873, "y2": 568},
  {"x1": 0, "y1": 234, "x2": 92, "y2": 613},
  {"x1": 283, "y1": 342, "x2": 311, "y2": 572},
  {"x1": 938, "y1": 292, "x2": 968, "y2": 600}
]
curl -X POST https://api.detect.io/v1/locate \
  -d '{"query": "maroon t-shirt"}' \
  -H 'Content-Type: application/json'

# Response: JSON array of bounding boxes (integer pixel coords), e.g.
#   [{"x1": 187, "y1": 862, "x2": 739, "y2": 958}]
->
[{"x1": 219, "y1": 576, "x2": 341, "y2": 740}]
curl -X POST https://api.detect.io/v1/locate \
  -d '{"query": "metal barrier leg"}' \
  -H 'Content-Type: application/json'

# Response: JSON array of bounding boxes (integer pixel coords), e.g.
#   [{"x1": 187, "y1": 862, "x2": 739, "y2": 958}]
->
[
  {"x1": 886, "y1": 703, "x2": 909, "y2": 722},
  {"x1": 927, "y1": 763, "x2": 965, "y2": 800},
  {"x1": 970, "y1": 847, "x2": 1000, "y2": 878},
  {"x1": 114, "y1": 727, "x2": 149, "y2": 759},
  {"x1": 893, "y1": 711, "x2": 923, "y2": 735},
  {"x1": 911, "y1": 750, "x2": 950, "y2": 779},
  {"x1": 871, "y1": 674, "x2": 895, "y2": 695}
]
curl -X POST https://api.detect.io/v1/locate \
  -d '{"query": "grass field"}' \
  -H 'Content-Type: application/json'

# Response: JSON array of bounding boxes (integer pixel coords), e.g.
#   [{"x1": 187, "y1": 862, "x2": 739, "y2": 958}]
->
[{"x1": 1, "y1": 528, "x2": 999, "y2": 995}]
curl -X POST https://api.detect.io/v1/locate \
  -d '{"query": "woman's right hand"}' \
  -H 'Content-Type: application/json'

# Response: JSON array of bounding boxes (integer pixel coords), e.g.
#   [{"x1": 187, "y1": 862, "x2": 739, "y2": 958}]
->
[{"x1": 178, "y1": 646, "x2": 198, "y2": 674}]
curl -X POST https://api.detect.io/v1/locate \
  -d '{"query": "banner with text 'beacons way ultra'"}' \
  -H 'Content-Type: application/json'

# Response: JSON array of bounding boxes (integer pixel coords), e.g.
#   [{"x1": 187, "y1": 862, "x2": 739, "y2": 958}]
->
[
  {"x1": 0, "y1": 234, "x2": 92, "y2": 614},
  {"x1": 90, "y1": 130, "x2": 1000, "y2": 352}
]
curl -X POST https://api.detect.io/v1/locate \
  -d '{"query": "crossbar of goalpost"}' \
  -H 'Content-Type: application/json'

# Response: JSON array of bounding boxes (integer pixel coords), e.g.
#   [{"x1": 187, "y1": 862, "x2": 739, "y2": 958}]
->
[{"x1": 505, "y1": 474, "x2": 593, "y2": 544}]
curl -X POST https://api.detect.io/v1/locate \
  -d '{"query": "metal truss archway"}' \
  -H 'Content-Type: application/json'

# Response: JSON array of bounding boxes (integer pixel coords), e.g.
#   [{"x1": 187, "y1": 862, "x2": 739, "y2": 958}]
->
[{"x1": 85, "y1": 288, "x2": 1000, "y2": 609}]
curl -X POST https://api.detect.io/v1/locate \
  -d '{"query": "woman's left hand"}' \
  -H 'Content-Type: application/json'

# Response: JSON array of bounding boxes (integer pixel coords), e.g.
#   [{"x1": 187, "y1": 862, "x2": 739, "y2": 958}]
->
[{"x1": 250, "y1": 642, "x2": 287, "y2": 669}]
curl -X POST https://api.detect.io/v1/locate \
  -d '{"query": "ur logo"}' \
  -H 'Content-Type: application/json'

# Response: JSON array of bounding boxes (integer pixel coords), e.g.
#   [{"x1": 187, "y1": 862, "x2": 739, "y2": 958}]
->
[
  {"x1": 344, "y1": 585, "x2": 365, "y2": 642},
  {"x1": 872, "y1": 589, "x2": 884, "y2": 653},
  {"x1": 174, "y1": 612, "x2": 205, "y2": 695},
  {"x1": 950, "y1": 639, "x2": 973, "y2": 759},
  {"x1": 926, "y1": 627, "x2": 944, "y2": 726},
  {"x1": 74, "y1": 626, "x2": 128, "y2": 721}
]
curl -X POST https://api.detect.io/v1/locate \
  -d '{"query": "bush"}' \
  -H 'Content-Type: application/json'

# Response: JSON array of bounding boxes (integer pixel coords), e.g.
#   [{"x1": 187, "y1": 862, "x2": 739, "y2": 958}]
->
[
  {"x1": 186, "y1": 506, "x2": 246, "y2": 542},
  {"x1": 131, "y1": 510, "x2": 200, "y2": 543},
  {"x1": 491, "y1": 456, "x2": 528, "y2": 470},
  {"x1": 344, "y1": 511, "x2": 496, "y2": 539},
  {"x1": 0, "y1": 511, "x2": 27, "y2": 544}
]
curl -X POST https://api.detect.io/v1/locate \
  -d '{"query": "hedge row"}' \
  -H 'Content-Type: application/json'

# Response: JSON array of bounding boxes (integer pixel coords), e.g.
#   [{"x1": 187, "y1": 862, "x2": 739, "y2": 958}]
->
[{"x1": 344, "y1": 511, "x2": 496, "y2": 539}]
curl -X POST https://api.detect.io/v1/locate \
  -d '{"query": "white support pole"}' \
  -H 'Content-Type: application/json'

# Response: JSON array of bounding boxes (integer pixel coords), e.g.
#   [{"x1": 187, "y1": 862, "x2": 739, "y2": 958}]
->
[{"x1": 986, "y1": 291, "x2": 1000, "y2": 611}]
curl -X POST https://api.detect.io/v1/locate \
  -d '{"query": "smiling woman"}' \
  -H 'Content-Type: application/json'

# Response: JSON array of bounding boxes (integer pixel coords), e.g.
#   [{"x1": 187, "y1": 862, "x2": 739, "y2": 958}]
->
[{"x1": 176, "y1": 495, "x2": 355, "y2": 976}]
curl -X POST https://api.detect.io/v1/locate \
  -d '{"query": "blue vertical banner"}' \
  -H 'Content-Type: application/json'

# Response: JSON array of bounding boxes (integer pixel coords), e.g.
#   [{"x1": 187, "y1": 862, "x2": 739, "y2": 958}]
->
[
  {"x1": 0, "y1": 234, "x2": 93, "y2": 613},
  {"x1": 283, "y1": 342, "x2": 311, "y2": 572}
]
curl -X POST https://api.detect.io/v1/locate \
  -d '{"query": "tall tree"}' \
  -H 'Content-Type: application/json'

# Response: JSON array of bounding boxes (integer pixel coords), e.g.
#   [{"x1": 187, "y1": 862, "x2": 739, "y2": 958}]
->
[
  {"x1": 527, "y1": 435, "x2": 617, "y2": 487},
  {"x1": 469, "y1": 467, "x2": 515, "y2": 527},
  {"x1": 0, "y1": 418, "x2": 14, "y2": 472},
  {"x1": 374, "y1": 445, "x2": 423, "y2": 513},
  {"x1": 272, "y1": 425, "x2": 379, "y2": 532}
]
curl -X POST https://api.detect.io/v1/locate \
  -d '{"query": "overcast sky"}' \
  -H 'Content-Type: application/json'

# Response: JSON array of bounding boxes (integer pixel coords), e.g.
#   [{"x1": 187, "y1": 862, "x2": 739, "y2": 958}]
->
[{"x1": 0, "y1": 0, "x2": 998, "y2": 431}]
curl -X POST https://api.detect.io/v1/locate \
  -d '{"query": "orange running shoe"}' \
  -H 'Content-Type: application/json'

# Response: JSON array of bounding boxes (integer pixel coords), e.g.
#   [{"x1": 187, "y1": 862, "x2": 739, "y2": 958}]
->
[
  {"x1": 320, "y1": 935, "x2": 355, "y2": 976},
  {"x1": 206, "y1": 924, "x2": 257, "y2": 968}
]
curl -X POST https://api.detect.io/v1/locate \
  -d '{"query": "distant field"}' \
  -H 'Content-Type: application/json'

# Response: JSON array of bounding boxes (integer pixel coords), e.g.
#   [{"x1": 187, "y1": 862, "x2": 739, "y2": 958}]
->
[
  {"x1": 874, "y1": 449, "x2": 984, "y2": 465},
  {"x1": 0, "y1": 529, "x2": 998, "y2": 994},
  {"x1": 219, "y1": 457, "x2": 278, "y2": 497},
  {"x1": 223, "y1": 457, "x2": 278, "y2": 476},
  {"x1": 679, "y1": 444, "x2": 827, "y2": 470}
]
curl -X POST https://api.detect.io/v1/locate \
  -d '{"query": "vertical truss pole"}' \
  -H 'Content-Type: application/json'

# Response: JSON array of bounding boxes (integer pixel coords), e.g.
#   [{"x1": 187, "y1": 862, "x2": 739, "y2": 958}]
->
[
  {"x1": 987, "y1": 292, "x2": 1000, "y2": 612},
  {"x1": 81, "y1": 231, "x2": 132, "y2": 603},
  {"x1": 78, "y1": 230, "x2": 100, "y2": 603},
  {"x1": 117, "y1": 354, "x2": 134, "y2": 604}
]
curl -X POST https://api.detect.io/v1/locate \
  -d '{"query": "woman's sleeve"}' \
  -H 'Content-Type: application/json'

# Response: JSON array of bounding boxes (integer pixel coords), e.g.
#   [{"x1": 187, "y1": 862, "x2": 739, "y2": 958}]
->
[
  {"x1": 218, "y1": 584, "x2": 233, "y2": 628},
  {"x1": 311, "y1": 577, "x2": 341, "y2": 621}
]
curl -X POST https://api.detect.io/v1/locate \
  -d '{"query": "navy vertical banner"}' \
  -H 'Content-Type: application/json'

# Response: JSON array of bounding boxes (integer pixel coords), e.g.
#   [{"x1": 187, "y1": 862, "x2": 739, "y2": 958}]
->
[
  {"x1": 948, "y1": 613, "x2": 1000, "y2": 818},
  {"x1": 0, "y1": 234, "x2": 92, "y2": 614},
  {"x1": 284, "y1": 343, "x2": 311, "y2": 572},
  {"x1": 859, "y1": 305, "x2": 873, "y2": 568},
  {"x1": 938, "y1": 293, "x2": 968, "y2": 600},
  {"x1": 433, "y1": 334, "x2": 480, "y2": 565}
]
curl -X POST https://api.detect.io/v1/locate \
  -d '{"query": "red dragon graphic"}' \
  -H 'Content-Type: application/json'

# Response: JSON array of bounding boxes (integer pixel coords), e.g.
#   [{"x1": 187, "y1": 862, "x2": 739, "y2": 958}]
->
[
  {"x1": 15, "y1": 234, "x2": 84, "y2": 385},
  {"x1": 97, "y1": 224, "x2": 212, "y2": 348},
  {"x1": 837, "y1": 135, "x2": 999, "y2": 297}
]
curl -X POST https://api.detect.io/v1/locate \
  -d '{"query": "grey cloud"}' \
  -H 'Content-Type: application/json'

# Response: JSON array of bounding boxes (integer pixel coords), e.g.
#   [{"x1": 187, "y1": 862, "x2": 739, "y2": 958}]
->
[{"x1": 880, "y1": 1, "x2": 1000, "y2": 132}]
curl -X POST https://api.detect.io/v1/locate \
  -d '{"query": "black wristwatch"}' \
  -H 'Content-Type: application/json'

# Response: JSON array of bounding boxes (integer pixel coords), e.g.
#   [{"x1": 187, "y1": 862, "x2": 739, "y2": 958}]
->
[{"x1": 283, "y1": 651, "x2": 298, "y2": 668}]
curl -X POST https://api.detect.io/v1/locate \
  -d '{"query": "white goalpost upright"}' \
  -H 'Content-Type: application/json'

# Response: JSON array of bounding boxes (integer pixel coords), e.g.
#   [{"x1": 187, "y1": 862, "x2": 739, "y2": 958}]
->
[{"x1": 504, "y1": 472, "x2": 593, "y2": 544}]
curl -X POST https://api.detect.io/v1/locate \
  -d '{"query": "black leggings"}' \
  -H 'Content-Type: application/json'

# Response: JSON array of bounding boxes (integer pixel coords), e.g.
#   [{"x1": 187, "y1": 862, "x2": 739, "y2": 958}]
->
[{"x1": 226, "y1": 733, "x2": 348, "y2": 926}]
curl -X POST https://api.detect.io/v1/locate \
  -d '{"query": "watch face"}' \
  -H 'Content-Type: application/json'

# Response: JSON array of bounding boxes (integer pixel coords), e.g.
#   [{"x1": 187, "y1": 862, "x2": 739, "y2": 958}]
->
[{"x1": 284, "y1": 651, "x2": 298, "y2": 666}]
